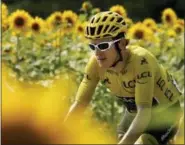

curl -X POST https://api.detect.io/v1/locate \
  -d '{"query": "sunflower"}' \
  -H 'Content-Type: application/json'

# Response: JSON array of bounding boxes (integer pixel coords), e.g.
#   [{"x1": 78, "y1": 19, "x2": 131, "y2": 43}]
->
[
  {"x1": 2, "y1": 3, "x2": 8, "y2": 17},
  {"x1": 30, "y1": 17, "x2": 46, "y2": 34},
  {"x1": 143, "y1": 18, "x2": 157, "y2": 32},
  {"x1": 162, "y1": 8, "x2": 177, "y2": 26},
  {"x1": 80, "y1": 1, "x2": 92, "y2": 12},
  {"x1": 173, "y1": 23, "x2": 184, "y2": 34},
  {"x1": 2, "y1": 15, "x2": 9, "y2": 31},
  {"x1": 8, "y1": 10, "x2": 32, "y2": 34},
  {"x1": 109, "y1": 5, "x2": 127, "y2": 18},
  {"x1": 46, "y1": 11, "x2": 63, "y2": 30},
  {"x1": 75, "y1": 21, "x2": 86, "y2": 35},
  {"x1": 125, "y1": 17, "x2": 133, "y2": 28},
  {"x1": 167, "y1": 29, "x2": 176, "y2": 38},
  {"x1": 177, "y1": 19, "x2": 184, "y2": 27},
  {"x1": 62, "y1": 10, "x2": 78, "y2": 30},
  {"x1": 127, "y1": 22, "x2": 154, "y2": 41},
  {"x1": 91, "y1": 8, "x2": 101, "y2": 15}
]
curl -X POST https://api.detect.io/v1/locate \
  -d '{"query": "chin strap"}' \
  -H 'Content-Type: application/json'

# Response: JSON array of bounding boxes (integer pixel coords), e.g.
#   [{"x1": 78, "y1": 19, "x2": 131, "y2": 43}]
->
[{"x1": 110, "y1": 42, "x2": 123, "y2": 67}]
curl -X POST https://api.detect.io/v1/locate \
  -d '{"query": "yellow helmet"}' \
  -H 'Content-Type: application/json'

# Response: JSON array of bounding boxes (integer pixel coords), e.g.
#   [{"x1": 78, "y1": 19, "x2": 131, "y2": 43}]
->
[{"x1": 85, "y1": 11, "x2": 127, "y2": 39}]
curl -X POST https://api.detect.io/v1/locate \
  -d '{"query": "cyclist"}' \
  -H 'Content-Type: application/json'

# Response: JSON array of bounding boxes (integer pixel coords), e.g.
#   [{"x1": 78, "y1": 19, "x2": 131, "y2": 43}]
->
[{"x1": 64, "y1": 11, "x2": 183, "y2": 144}]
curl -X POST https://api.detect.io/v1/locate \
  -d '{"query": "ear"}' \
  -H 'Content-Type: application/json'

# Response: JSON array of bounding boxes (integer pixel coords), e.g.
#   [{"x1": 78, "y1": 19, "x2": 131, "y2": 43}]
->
[
  {"x1": 119, "y1": 39, "x2": 129, "y2": 49},
  {"x1": 125, "y1": 39, "x2": 129, "y2": 46}
]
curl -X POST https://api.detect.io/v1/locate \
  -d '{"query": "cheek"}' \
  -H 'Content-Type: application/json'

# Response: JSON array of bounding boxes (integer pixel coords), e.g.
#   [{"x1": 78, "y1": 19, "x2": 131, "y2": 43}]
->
[{"x1": 106, "y1": 48, "x2": 117, "y2": 59}]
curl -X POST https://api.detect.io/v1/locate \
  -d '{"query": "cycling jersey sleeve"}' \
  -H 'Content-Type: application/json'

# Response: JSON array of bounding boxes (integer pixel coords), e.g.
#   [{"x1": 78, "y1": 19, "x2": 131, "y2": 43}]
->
[
  {"x1": 75, "y1": 55, "x2": 100, "y2": 102},
  {"x1": 134, "y1": 53, "x2": 155, "y2": 107}
]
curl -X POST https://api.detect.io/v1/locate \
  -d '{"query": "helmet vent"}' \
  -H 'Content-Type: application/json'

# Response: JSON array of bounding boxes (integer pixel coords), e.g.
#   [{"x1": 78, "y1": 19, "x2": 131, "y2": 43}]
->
[
  {"x1": 96, "y1": 17, "x2": 101, "y2": 23},
  {"x1": 117, "y1": 17, "x2": 123, "y2": 23},
  {"x1": 122, "y1": 21, "x2": 126, "y2": 25},
  {"x1": 91, "y1": 17, "x2": 95, "y2": 23},
  {"x1": 103, "y1": 34, "x2": 111, "y2": 37},
  {"x1": 90, "y1": 27, "x2": 96, "y2": 35},
  {"x1": 112, "y1": 27, "x2": 119, "y2": 32},
  {"x1": 110, "y1": 17, "x2": 115, "y2": 21},
  {"x1": 102, "y1": 16, "x2": 108, "y2": 22},
  {"x1": 103, "y1": 25, "x2": 109, "y2": 33},
  {"x1": 109, "y1": 25, "x2": 116, "y2": 32},
  {"x1": 86, "y1": 27, "x2": 89, "y2": 35},
  {"x1": 97, "y1": 25, "x2": 103, "y2": 35}
]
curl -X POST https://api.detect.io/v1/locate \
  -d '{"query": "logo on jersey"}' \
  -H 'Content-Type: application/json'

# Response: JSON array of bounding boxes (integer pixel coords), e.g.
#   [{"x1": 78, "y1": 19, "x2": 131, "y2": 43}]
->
[
  {"x1": 166, "y1": 70, "x2": 182, "y2": 94},
  {"x1": 123, "y1": 80, "x2": 136, "y2": 88},
  {"x1": 121, "y1": 69, "x2": 127, "y2": 75},
  {"x1": 136, "y1": 71, "x2": 152, "y2": 84},
  {"x1": 140, "y1": 57, "x2": 148, "y2": 65},
  {"x1": 122, "y1": 80, "x2": 135, "y2": 94},
  {"x1": 107, "y1": 70, "x2": 117, "y2": 75},
  {"x1": 156, "y1": 77, "x2": 173, "y2": 102}
]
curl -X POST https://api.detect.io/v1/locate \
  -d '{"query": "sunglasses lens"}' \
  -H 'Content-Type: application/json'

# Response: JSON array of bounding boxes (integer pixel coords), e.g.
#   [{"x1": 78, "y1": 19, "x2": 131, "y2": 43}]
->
[
  {"x1": 98, "y1": 43, "x2": 109, "y2": 50},
  {"x1": 89, "y1": 44, "x2": 95, "y2": 50}
]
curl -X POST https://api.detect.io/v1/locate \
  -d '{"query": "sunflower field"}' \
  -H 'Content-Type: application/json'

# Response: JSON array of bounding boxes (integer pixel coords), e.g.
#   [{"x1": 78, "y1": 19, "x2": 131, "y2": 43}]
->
[{"x1": 1, "y1": 1, "x2": 184, "y2": 144}]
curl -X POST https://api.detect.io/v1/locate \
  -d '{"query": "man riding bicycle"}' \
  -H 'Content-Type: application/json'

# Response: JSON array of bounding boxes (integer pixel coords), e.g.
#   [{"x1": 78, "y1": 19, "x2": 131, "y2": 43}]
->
[{"x1": 65, "y1": 11, "x2": 183, "y2": 144}]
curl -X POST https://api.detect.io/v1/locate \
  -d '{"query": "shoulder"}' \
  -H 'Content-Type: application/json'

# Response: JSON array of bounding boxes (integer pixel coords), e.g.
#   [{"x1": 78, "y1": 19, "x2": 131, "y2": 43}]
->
[
  {"x1": 128, "y1": 45, "x2": 157, "y2": 65},
  {"x1": 128, "y1": 45, "x2": 153, "y2": 57}
]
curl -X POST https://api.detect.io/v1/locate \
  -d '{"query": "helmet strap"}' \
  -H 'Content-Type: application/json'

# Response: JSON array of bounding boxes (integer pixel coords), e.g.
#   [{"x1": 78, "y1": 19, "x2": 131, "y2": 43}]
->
[{"x1": 110, "y1": 42, "x2": 123, "y2": 67}]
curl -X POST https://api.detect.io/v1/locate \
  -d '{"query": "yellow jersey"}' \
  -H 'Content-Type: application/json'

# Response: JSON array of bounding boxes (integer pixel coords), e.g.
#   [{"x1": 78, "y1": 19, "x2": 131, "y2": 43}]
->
[{"x1": 75, "y1": 45, "x2": 182, "y2": 112}]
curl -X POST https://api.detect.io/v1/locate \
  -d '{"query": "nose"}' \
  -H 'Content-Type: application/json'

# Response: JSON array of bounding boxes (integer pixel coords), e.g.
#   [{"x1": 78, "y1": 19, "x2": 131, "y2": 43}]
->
[{"x1": 95, "y1": 47, "x2": 101, "y2": 55}]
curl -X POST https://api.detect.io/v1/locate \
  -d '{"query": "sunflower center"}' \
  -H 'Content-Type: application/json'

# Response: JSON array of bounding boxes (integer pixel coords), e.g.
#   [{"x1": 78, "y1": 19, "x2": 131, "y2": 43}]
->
[
  {"x1": 134, "y1": 30, "x2": 144, "y2": 39},
  {"x1": 175, "y1": 27, "x2": 182, "y2": 34},
  {"x1": 66, "y1": 17, "x2": 73, "y2": 25},
  {"x1": 55, "y1": 16, "x2": 62, "y2": 26},
  {"x1": 14, "y1": 16, "x2": 25, "y2": 27},
  {"x1": 166, "y1": 14, "x2": 172, "y2": 23},
  {"x1": 2, "y1": 123, "x2": 50, "y2": 144},
  {"x1": 55, "y1": 16, "x2": 61, "y2": 22},
  {"x1": 146, "y1": 23, "x2": 151, "y2": 27},
  {"x1": 78, "y1": 26, "x2": 83, "y2": 32},
  {"x1": 32, "y1": 23, "x2": 40, "y2": 32},
  {"x1": 115, "y1": 10, "x2": 122, "y2": 15}
]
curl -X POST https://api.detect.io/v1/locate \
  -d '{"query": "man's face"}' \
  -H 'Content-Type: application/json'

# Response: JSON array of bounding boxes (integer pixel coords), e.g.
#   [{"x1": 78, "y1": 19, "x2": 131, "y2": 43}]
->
[{"x1": 90, "y1": 37, "x2": 119, "y2": 68}]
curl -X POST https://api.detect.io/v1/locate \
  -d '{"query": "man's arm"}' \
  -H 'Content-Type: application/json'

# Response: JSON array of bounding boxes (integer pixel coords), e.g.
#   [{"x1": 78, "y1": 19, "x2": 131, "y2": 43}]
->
[
  {"x1": 118, "y1": 53, "x2": 155, "y2": 144},
  {"x1": 64, "y1": 55, "x2": 100, "y2": 122},
  {"x1": 118, "y1": 104, "x2": 152, "y2": 144}
]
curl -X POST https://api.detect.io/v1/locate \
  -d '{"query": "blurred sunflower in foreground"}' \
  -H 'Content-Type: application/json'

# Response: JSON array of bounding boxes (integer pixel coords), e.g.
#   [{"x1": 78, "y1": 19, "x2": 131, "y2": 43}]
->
[
  {"x1": 109, "y1": 5, "x2": 127, "y2": 18},
  {"x1": 62, "y1": 10, "x2": 78, "y2": 31},
  {"x1": 162, "y1": 8, "x2": 177, "y2": 27},
  {"x1": 2, "y1": 64, "x2": 115, "y2": 144},
  {"x1": 46, "y1": 11, "x2": 63, "y2": 30},
  {"x1": 8, "y1": 9, "x2": 32, "y2": 35}
]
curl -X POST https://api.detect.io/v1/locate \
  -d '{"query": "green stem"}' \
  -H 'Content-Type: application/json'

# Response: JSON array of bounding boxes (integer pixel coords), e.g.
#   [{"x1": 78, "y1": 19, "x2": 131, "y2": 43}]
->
[{"x1": 16, "y1": 34, "x2": 20, "y2": 61}]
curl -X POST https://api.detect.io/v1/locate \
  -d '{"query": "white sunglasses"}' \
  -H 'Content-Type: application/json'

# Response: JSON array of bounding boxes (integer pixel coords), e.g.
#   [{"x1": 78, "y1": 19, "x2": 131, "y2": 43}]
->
[{"x1": 89, "y1": 38, "x2": 122, "y2": 51}]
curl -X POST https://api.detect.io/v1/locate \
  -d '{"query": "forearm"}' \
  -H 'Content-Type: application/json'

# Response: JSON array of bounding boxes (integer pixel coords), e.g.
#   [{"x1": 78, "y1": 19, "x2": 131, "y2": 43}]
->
[
  {"x1": 64, "y1": 100, "x2": 88, "y2": 122},
  {"x1": 118, "y1": 107, "x2": 151, "y2": 144}
]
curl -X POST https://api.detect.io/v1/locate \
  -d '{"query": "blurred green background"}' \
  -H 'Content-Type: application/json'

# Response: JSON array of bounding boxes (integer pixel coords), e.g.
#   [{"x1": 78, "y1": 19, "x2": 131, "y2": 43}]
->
[{"x1": 2, "y1": 0, "x2": 185, "y2": 21}]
